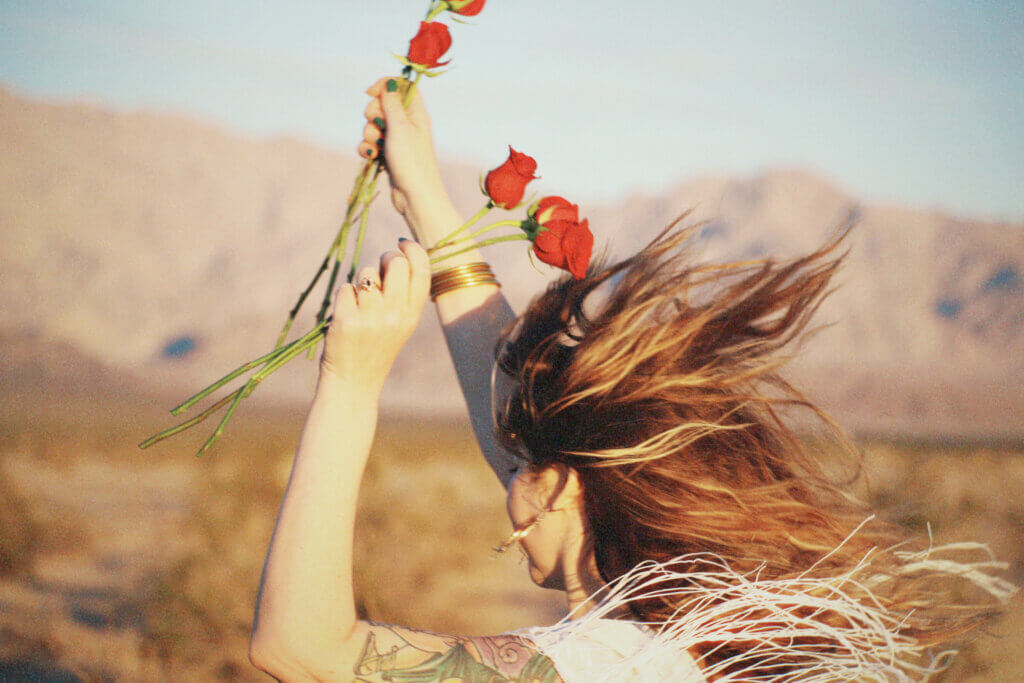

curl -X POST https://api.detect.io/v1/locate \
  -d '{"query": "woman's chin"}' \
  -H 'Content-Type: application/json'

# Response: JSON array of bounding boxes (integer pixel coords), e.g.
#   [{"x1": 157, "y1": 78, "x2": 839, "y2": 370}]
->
[{"x1": 529, "y1": 563, "x2": 565, "y2": 591}]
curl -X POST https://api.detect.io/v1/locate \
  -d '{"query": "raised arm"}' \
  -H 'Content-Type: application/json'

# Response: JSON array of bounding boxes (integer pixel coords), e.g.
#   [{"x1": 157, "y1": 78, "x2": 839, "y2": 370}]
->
[
  {"x1": 362, "y1": 77, "x2": 520, "y2": 488},
  {"x1": 249, "y1": 240, "x2": 560, "y2": 681},
  {"x1": 249, "y1": 242, "x2": 429, "y2": 678}
]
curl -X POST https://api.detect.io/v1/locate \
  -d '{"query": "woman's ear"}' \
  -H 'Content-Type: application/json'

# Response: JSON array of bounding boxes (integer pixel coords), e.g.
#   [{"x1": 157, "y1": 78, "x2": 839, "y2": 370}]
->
[{"x1": 542, "y1": 464, "x2": 584, "y2": 514}]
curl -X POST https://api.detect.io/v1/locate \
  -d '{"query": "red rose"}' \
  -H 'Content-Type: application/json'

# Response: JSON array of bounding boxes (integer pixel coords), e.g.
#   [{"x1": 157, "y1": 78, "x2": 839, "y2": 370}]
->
[
  {"x1": 449, "y1": 0, "x2": 486, "y2": 16},
  {"x1": 407, "y1": 21, "x2": 452, "y2": 69},
  {"x1": 532, "y1": 196, "x2": 579, "y2": 224},
  {"x1": 484, "y1": 147, "x2": 538, "y2": 208},
  {"x1": 533, "y1": 218, "x2": 593, "y2": 280}
]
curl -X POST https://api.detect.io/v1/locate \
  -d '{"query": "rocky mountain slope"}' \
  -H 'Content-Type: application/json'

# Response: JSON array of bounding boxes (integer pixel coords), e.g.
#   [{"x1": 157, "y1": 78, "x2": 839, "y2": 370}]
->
[{"x1": 2, "y1": 87, "x2": 1021, "y2": 436}]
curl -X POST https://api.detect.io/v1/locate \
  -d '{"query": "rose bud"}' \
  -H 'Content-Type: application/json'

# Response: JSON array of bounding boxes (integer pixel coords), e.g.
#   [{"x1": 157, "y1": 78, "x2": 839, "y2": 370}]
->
[
  {"x1": 448, "y1": 0, "x2": 486, "y2": 16},
  {"x1": 407, "y1": 21, "x2": 452, "y2": 69},
  {"x1": 533, "y1": 217, "x2": 594, "y2": 280},
  {"x1": 531, "y1": 195, "x2": 579, "y2": 225},
  {"x1": 484, "y1": 147, "x2": 538, "y2": 209}
]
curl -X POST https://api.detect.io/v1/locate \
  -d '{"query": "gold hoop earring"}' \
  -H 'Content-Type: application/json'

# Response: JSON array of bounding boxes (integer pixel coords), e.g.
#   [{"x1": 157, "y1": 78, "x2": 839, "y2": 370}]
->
[{"x1": 492, "y1": 508, "x2": 550, "y2": 556}]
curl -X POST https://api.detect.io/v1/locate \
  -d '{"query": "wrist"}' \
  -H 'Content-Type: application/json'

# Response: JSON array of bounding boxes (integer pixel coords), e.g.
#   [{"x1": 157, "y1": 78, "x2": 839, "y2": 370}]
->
[
  {"x1": 404, "y1": 190, "x2": 463, "y2": 249},
  {"x1": 314, "y1": 368, "x2": 384, "y2": 408}
]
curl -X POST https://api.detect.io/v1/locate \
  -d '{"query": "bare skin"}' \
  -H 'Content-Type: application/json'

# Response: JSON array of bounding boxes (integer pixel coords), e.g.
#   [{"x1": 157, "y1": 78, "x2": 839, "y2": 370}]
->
[
  {"x1": 361, "y1": 76, "x2": 522, "y2": 490},
  {"x1": 249, "y1": 79, "x2": 590, "y2": 681}
]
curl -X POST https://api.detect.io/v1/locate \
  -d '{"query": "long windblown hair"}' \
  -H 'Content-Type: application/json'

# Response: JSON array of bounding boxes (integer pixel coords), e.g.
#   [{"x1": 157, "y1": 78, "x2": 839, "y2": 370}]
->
[{"x1": 495, "y1": 215, "x2": 1011, "y2": 676}]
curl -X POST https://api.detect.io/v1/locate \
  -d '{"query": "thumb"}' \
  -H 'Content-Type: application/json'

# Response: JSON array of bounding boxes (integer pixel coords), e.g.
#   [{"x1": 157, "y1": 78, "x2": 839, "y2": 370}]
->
[
  {"x1": 400, "y1": 87, "x2": 431, "y2": 130},
  {"x1": 380, "y1": 87, "x2": 410, "y2": 128}
]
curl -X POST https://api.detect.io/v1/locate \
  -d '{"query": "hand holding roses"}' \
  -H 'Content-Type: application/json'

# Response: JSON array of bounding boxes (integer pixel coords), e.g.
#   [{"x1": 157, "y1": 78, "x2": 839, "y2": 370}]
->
[{"x1": 320, "y1": 240, "x2": 431, "y2": 393}]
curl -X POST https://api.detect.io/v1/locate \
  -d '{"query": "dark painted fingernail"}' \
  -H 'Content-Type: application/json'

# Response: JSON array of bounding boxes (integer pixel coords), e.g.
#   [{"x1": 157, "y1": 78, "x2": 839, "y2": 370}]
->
[
  {"x1": 386, "y1": 79, "x2": 397, "y2": 92},
  {"x1": 373, "y1": 117, "x2": 385, "y2": 129},
  {"x1": 398, "y1": 237, "x2": 409, "y2": 242},
  {"x1": 376, "y1": 137, "x2": 384, "y2": 146}
]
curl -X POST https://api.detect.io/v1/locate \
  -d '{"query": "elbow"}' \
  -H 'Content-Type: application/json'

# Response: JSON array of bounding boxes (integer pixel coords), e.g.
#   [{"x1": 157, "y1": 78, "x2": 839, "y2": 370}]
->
[
  {"x1": 248, "y1": 640, "x2": 278, "y2": 680},
  {"x1": 248, "y1": 631, "x2": 313, "y2": 682},
  {"x1": 249, "y1": 631, "x2": 295, "y2": 681},
  {"x1": 249, "y1": 628, "x2": 347, "y2": 682}
]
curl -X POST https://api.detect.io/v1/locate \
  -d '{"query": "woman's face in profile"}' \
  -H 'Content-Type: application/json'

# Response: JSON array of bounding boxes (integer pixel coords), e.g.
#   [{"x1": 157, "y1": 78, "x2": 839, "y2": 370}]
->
[{"x1": 506, "y1": 464, "x2": 567, "y2": 590}]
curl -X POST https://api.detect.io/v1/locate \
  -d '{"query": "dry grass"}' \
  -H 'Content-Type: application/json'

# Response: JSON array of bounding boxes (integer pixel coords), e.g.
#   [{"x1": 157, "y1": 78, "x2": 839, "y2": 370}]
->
[{"x1": 0, "y1": 389, "x2": 1020, "y2": 680}]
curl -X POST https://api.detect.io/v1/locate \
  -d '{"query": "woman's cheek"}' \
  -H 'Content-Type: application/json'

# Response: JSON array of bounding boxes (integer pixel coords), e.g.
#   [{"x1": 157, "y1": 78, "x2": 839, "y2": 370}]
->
[{"x1": 505, "y1": 470, "x2": 531, "y2": 528}]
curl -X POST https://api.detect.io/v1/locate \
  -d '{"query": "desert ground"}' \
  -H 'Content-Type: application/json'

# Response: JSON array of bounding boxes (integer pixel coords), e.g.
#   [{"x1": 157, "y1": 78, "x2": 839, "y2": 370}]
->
[{"x1": 0, "y1": 383, "x2": 1021, "y2": 681}]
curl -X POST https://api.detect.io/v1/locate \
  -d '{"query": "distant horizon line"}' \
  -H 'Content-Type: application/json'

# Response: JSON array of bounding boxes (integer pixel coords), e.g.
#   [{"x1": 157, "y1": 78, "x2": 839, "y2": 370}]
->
[{"x1": 5, "y1": 81, "x2": 1022, "y2": 227}]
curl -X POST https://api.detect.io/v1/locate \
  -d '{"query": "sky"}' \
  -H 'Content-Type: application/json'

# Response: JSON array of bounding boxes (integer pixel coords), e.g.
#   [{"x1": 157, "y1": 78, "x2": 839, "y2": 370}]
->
[{"x1": 2, "y1": 0, "x2": 1022, "y2": 220}]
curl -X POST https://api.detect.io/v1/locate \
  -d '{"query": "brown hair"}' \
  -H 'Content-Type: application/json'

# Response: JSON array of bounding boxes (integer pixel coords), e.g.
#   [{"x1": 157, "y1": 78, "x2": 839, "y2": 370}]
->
[{"x1": 495, "y1": 215, "x2": 1005, "y2": 673}]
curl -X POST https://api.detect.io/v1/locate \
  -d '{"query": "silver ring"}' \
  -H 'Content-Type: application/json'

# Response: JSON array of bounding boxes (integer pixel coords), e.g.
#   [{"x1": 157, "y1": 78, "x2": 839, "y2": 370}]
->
[{"x1": 356, "y1": 277, "x2": 382, "y2": 292}]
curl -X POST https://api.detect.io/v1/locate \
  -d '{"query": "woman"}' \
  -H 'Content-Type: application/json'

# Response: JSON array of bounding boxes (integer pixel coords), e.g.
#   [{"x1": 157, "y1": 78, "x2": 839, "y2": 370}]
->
[{"x1": 249, "y1": 79, "x2": 1012, "y2": 681}]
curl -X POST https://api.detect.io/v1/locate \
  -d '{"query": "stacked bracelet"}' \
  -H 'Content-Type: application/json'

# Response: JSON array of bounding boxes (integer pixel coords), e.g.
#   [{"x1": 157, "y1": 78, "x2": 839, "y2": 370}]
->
[{"x1": 430, "y1": 262, "x2": 500, "y2": 300}]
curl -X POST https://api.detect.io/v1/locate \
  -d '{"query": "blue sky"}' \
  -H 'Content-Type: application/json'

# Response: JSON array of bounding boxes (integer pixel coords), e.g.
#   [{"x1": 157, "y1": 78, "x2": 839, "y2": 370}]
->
[{"x1": 2, "y1": 0, "x2": 1022, "y2": 220}]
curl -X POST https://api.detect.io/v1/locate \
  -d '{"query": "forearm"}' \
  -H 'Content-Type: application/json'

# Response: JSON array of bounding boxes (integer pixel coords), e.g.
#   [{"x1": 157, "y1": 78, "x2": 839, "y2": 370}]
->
[
  {"x1": 436, "y1": 288, "x2": 519, "y2": 486},
  {"x1": 251, "y1": 372, "x2": 378, "y2": 675},
  {"x1": 363, "y1": 79, "x2": 522, "y2": 486},
  {"x1": 406, "y1": 189, "x2": 521, "y2": 487}
]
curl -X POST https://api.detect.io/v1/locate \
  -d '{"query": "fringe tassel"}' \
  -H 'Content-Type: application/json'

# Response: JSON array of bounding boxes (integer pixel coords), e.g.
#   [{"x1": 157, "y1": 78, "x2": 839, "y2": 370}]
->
[{"x1": 519, "y1": 519, "x2": 1015, "y2": 682}]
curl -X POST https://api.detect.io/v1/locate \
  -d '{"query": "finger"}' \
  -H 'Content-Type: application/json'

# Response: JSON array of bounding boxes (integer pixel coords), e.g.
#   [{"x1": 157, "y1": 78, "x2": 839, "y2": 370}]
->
[
  {"x1": 331, "y1": 282, "x2": 358, "y2": 325},
  {"x1": 399, "y1": 239, "x2": 431, "y2": 306},
  {"x1": 362, "y1": 121, "x2": 382, "y2": 146},
  {"x1": 401, "y1": 87, "x2": 431, "y2": 130},
  {"x1": 365, "y1": 77, "x2": 390, "y2": 98},
  {"x1": 354, "y1": 266, "x2": 383, "y2": 308},
  {"x1": 357, "y1": 140, "x2": 378, "y2": 161},
  {"x1": 363, "y1": 98, "x2": 384, "y2": 126},
  {"x1": 380, "y1": 87, "x2": 411, "y2": 128},
  {"x1": 380, "y1": 249, "x2": 410, "y2": 302}
]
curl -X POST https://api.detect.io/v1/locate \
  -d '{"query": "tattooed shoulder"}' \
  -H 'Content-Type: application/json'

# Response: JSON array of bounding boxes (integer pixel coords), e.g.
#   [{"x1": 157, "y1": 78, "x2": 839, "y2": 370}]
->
[{"x1": 352, "y1": 622, "x2": 562, "y2": 682}]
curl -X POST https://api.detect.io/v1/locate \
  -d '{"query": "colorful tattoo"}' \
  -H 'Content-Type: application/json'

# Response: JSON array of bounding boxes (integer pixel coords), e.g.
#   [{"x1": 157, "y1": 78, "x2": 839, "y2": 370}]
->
[{"x1": 353, "y1": 623, "x2": 561, "y2": 682}]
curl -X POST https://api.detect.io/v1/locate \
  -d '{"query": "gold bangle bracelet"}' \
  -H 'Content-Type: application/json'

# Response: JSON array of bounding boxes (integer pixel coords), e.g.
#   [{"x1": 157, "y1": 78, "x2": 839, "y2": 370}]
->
[
  {"x1": 431, "y1": 274, "x2": 500, "y2": 299},
  {"x1": 430, "y1": 264, "x2": 493, "y2": 288},
  {"x1": 430, "y1": 263, "x2": 500, "y2": 300}
]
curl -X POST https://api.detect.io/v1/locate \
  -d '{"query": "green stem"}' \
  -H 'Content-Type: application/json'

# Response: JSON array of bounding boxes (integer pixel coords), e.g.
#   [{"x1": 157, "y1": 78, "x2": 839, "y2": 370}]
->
[
  {"x1": 308, "y1": 200, "x2": 364, "y2": 361},
  {"x1": 429, "y1": 233, "x2": 531, "y2": 264},
  {"x1": 402, "y1": 71, "x2": 423, "y2": 107},
  {"x1": 425, "y1": 2, "x2": 445, "y2": 21},
  {"x1": 138, "y1": 388, "x2": 243, "y2": 450},
  {"x1": 317, "y1": 259, "x2": 343, "y2": 323},
  {"x1": 428, "y1": 219, "x2": 524, "y2": 260},
  {"x1": 327, "y1": 192, "x2": 363, "y2": 287},
  {"x1": 192, "y1": 381, "x2": 256, "y2": 458},
  {"x1": 170, "y1": 341, "x2": 298, "y2": 416},
  {"x1": 274, "y1": 254, "x2": 329, "y2": 349},
  {"x1": 347, "y1": 173, "x2": 380, "y2": 283},
  {"x1": 274, "y1": 160, "x2": 374, "y2": 348},
  {"x1": 307, "y1": 258, "x2": 342, "y2": 361},
  {"x1": 321, "y1": 164, "x2": 376, "y2": 311},
  {"x1": 260, "y1": 328, "x2": 326, "y2": 379},
  {"x1": 299, "y1": 158, "x2": 377, "y2": 361},
  {"x1": 429, "y1": 203, "x2": 494, "y2": 250},
  {"x1": 458, "y1": 219, "x2": 523, "y2": 245},
  {"x1": 194, "y1": 322, "x2": 328, "y2": 457},
  {"x1": 171, "y1": 314, "x2": 328, "y2": 419}
]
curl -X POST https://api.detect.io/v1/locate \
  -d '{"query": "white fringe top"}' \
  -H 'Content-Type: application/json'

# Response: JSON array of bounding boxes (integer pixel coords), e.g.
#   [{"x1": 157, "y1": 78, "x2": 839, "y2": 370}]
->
[
  {"x1": 519, "y1": 618, "x2": 705, "y2": 682},
  {"x1": 515, "y1": 521, "x2": 1015, "y2": 682}
]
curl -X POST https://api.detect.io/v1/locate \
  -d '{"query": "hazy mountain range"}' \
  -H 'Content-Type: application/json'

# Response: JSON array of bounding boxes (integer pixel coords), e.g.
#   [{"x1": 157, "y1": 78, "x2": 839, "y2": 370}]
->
[{"x1": 2, "y1": 87, "x2": 1021, "y2": 438}]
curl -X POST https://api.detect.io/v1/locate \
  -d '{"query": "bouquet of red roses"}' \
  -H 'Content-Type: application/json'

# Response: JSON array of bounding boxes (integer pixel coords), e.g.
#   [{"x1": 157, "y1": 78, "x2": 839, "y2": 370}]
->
[{"x1": 140, "y1": 0, "x2": 593, "y2": 457}]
